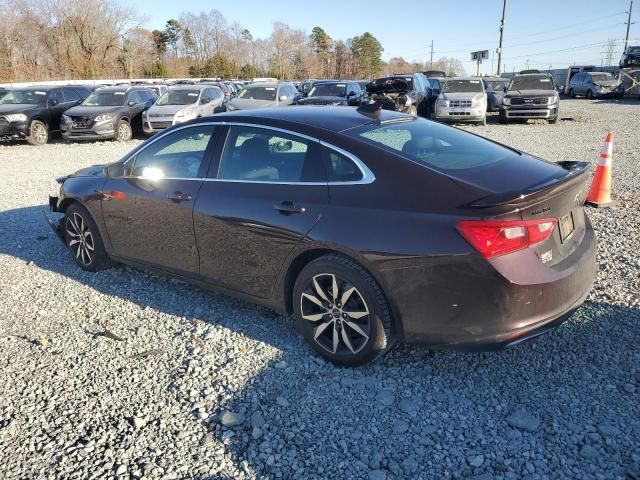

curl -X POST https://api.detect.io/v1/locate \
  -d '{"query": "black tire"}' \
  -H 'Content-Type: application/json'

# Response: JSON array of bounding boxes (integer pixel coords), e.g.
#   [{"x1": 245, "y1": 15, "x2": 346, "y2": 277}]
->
[
  {"x1": 63, "y1": 203, "x2": 112, "y2": 271},
  {"x1": 116, "y1": 120, "x2": 132, "y2": 142},
  {"x1": 549, "y1": 115, "x2": 558, "y2": 124},
  {"x1": 293, "y1": 255, "x2": 394, "y2": 366},
  {"x1": 498, "y1": 111, "x2": 508, "y2": 124},
  {"x1": 586, "y1": 89, "x2": 593, "y2": 100},
  {"x1": 569, "y1": 88, "x2": 575, "y2": 98},
  {"x1": 26, "y1": 120, "x2": 48, "y2": 145}
]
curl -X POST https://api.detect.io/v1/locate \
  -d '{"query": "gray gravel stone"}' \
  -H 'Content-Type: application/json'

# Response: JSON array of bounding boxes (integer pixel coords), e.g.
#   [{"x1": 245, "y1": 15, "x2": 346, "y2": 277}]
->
[
  {"x1": 506, "y1": 409, "x2": 540, "y2": 432},
  {"x1": 218, "y1": 411, "x2": 245, "y2": 427}
]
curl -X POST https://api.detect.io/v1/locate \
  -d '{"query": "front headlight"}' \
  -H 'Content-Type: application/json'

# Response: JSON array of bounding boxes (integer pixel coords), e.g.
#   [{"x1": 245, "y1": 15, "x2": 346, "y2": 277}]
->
[
  {"x1": 548, "y1": 95, "x2": 558, "y2": 104},
  {"x1": 95, "y1": 113, "x2": 114, "y2": 122},
  {"x1": 436, "y1": 99, "x2": 448, "y2": 107},
  {"x1": 471, "y1": 98, "x2": 484, "y2": 107},
  {"x1": 502, "y1": 97, "x2": 511, "y2": 105},
  {"x1": 4, "y1": 113, "x2": 27, "y2": 123}
]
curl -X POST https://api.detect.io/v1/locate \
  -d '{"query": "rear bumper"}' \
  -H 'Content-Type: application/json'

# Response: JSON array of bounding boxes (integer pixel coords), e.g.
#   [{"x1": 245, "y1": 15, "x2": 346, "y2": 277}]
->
[{"x1": 390, "y1": 218, "x2": 596, "y2": 349}]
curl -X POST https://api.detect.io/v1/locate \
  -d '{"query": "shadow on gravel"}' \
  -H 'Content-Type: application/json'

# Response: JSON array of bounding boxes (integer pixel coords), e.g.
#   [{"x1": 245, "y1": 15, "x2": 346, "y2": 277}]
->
[{"x1": 2, "y1": 205, "x2": 639, "y2": 479}]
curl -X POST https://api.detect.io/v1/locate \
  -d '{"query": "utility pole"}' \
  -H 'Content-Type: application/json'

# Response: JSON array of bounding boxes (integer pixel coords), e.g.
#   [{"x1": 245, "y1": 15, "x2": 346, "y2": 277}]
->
[
  {"x1": 430, "y1": 40, "x2": 434, "y2": 69},
  {"x1": 624, "y1": 0, "x2": 634, "y2": 50},
  {"x1": 496, "y1": 0, "x2": 507, "y2": 75}
]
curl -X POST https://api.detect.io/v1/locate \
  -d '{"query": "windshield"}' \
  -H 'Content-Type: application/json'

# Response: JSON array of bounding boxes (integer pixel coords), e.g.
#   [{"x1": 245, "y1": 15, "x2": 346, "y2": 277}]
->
[
  {"x1": 628, "y1": 46, "x2": 640, "y2": 54},
  {"x1": 508, "y1": 76, "x2": 554, "y2": 91},
  {"x1": 308, "y1": 83, "x2": 347, "y2": 97},
  {"x1": 83, "y1": 90, "x2": 127, "y2": 106},
  {"x1": 156, "y1": 90, "x2": 199, "y2": 106},
  {"x1": 237, "y1": 86, "x2": 277, "y2": 101},
  {"x1": 0, "y1": 90, "x2": 47, "y2": 105},
  {"x1": 590, "y1": 73, "x2": 615, "y2": 81},
  {"x1": 346, "y1": 118, "x2": 565, "y2": 189},
  {"x1": 367, "y1": 77, "x2": 414, "y2": 93},
  {"x1": 484, "y1": 79, "x2": 509, "y2": 91},
  {"x1": 441, "y1": 80, "x2": 483, "y2": 93}
]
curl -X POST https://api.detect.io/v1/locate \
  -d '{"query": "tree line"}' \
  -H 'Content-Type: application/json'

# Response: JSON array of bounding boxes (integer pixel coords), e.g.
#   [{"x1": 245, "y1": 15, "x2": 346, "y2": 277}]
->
[{"x1": 0, "y1": 0, "x2": 465, "y2": 82}]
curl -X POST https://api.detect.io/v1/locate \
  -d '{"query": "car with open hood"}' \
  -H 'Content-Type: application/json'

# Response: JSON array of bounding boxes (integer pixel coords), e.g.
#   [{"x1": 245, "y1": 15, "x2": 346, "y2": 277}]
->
[
  {"x1": 434, "y1": 78, "x2": 487, "y2": 125},
  {"x1": 296, "y1": 81, "x2": 366, "y2": 106},
  {"x1": 143, "y1": 85, "x2": 226, "y2": 135},
  {"x1": 366, "y1": 73, "x2": 430, "y2": 117},
  {"x1": 226, "y1": 82, "x2": 299, "y2": 111},
  {"x1": 0, "y1": 85, "x2": 90, "y2": 145},
  {"x1": 47, "y1": 107, "x2": 596, "y2": 366},
  {"x1": 499, "y1": 74, "x2": 559, "y2": 124},
  {"x1": 568, "y1": 72, "x2": 624, "y2": 99},
  {"x1": 482, "y1": 77, "x2": 510, "y2": 112},
  {"x1": 61, "y1": 86, "x2": 156, "y2": 142}
]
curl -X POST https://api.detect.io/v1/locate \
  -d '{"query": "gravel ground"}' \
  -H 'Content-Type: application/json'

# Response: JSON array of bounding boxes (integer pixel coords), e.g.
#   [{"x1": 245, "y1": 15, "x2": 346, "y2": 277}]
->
[{"x1": 0, "y1": 99, "x2": 638, "y2": 480}]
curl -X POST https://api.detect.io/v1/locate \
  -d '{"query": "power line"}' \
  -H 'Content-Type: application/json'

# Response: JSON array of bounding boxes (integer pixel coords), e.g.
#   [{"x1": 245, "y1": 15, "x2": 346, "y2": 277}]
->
[{"x1": 503, "y1": 40, "x2": 621, "y2": 60}]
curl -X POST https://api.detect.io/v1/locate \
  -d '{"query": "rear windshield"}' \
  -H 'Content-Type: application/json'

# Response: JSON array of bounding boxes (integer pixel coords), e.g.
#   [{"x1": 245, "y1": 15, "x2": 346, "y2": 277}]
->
[
  {"x1": 83, "y1": 91, "x2": 126, "y2": 106},
  {"x1": 508, "y1": 76, "x2": 554, "y2": 91},
  {"x1": 237, "y1": 86, "x2": 276, "y2": 101},
  {"x1": 309, "y1": 83, "x2": 346, "y2": 97},
  {"x1": 441, "y1": 79, "x2": 483, "y2": 93},
  {"x1": 627, "y1": 46, "x2": 640, "y2": 54},
  {"x1": 346, "y1": 118, "x2": 565, "y2": 188},
  {"x1": 156, "y1": 90, "x2": 199, "y2": 106},
  {"x1": 0, "y1": 90, "x2": 47, "y2": 105}
]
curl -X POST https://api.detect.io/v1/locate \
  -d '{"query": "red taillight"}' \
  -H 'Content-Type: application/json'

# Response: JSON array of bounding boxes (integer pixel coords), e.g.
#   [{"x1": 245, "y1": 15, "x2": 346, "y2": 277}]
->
[{"x1": 456, "y1": 219, "x2": 557, "y2": 259}]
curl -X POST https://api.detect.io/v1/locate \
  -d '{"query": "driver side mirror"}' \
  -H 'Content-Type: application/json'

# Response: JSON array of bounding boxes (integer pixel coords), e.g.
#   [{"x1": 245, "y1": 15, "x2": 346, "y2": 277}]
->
[
  {"x1": 347, "y1": 91, "x2": 357, "y2": 97},
  {"x1": 201, "y1": 97, "x2": 211, "y2": 104},
  {"x1": 106, "y1": 162, "x2": 125, "y2": 178},
  {"x1": 128, "y1": 101, "x2": 137, "y2": 107},
  {"x1": 48, "y1": 99, "x2": 58, "y2": 107},
  {"x1": 278, "y1": 95, "x2": 288, "y2": 102},
  {"x1": 503, "y1": 86, "x2": 508, "y2": 93}
]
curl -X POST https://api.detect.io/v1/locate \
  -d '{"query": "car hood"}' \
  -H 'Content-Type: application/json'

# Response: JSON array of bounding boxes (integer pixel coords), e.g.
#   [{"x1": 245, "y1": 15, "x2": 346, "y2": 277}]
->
[
  {"x1": 592, "y1": 79, "x2": 619, "y2": 87},
  {"x1": 64, "y1": 165, "x2": 105, "y2": 179},
  {"x1": 230, "y1": 98, "x2": 277, "y2": 110},
  {"x1": 147, "y1": 104, "x2": 193, "y2": 116},
  {"x1": 440, "y1": 92, "x2": 485, "y2": 101},
  {"x1": 506, "y1": 89, "x2": 555, "y2": 96},
  {"x1": 65, "y1": 105, "x2": 122, "y2": 117},
  {"x1": 0, "y1": 104, "x2": 41, "y2": 115},
  {"x1": 298, "y1": 96, "x2": 346, "y2": 105}
]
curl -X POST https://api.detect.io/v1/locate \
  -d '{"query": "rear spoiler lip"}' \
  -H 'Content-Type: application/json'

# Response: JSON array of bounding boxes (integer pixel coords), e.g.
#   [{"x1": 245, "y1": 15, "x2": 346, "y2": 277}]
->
[{"x1": 465, "y1": 161, "x2": 591, "y2": 209}]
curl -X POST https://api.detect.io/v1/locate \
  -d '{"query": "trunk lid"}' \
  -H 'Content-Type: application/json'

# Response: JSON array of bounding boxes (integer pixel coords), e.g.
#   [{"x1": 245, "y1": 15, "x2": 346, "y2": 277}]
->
[{"x1": 464, "y1": 161, "x2": 591, "y2": 266}]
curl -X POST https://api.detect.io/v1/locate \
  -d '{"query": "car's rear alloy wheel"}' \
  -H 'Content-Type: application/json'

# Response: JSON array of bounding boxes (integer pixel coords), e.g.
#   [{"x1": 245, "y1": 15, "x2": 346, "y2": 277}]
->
[
  {"x1": 294, "y1": 255, "x2": 394, "y2": 366},
  {"x1": 63, "y1": 204, "x2": 112, "y2": 271},
  {"x1": 27, "y1": 120, "x2": 48, "y2": 145},
  {"x1": 116, "y1": 120, "x2": 132, "y2": 142},
  {"x1": 586, "y1": 90, "x2": 593, "y2": 99}
]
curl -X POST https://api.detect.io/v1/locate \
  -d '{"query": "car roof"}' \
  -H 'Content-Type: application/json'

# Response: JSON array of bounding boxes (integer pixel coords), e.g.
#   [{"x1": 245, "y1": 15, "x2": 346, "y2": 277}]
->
[
  {"x1": 170, "y1": 84, "x2": 212, "y2": 91},
  {"x1": 13, "y1": 85, "x2": 60, "y2": 91},
  {"x1": 512, "y1": 73, "x2": 552, "y2": 78},
  {"x1": 443, "y1": 77, "x2": 481, "y2": 81},
  {"x1": 193, "y1": 106, "x2": 409, "y2": 134}
]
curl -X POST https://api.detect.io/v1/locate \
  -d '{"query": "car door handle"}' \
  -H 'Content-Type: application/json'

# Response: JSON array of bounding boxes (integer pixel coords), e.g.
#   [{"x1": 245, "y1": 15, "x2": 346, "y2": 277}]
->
[
  {"x1": 166, "y1": 192, "x2": 193, "y2": 202},
  {"x1": 273, "y1": 201, "x2": 306, "y2": 214}
]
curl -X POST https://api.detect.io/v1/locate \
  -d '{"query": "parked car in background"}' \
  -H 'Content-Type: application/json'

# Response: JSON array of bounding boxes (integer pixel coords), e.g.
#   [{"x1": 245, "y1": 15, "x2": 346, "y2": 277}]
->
[
  {"x1": 568, "y1": 72, "x2": 624, "y2": 99},
  {"x1": 48, "y1": 107, "x2": 596, "y2": 366},
  {"x1": 147, "y1": 84, "x2": 169, "y2": 98},
  {"x1": 482, "y1": 77, "x2": 510, "y2": 112},
  {"x1": 296, "y1": 80, "x2": 366, "y2": 106},
  {"x1": 143, "y1": 85, "x2": 225, "y2": 135},
  {"x1": 423, "y1": 70, "x2": 447, "y2": 78},
  {"x1": 61, "y1": 86, "x2": 156, "y2": 142},
  {"x1": 366, "y1": 73, "x2": 430, "y2": 116},
  {"x1": 227, "y1": 82, "x2": 299, "y2": 111},
  {"x1": 224, "y1": 81, "x2": 238, "y2": 96},
  {"x1": 0, "y1": 85, "x2": 90, "y2": 145},
  {"x1": 620, "y1": 45, "x2": 640, "y2": 68},
  {"x1": 499, "y1": 73, "x2": 559, "y2": 124},
  {"x1": 434, "y1": 78, "x2": 487, "y2": 125},
  {"x1": 298, "y1": 79, "x2": 319, "y2": 97},
  {"x1": 200, "y1": 80, "x2": 233, "y2": 102}
]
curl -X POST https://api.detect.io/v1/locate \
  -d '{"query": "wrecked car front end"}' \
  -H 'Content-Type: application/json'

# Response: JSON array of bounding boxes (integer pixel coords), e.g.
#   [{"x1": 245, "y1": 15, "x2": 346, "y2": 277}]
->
[{"x1": 366, "y1": 78, "x2": 417, "y2": 114}]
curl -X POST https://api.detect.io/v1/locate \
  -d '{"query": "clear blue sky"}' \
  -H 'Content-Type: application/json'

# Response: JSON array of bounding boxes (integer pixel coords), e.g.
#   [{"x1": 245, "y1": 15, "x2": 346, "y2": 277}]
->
[{"x1": 135, "y1": 0, "x2": 637, "y2": 74}]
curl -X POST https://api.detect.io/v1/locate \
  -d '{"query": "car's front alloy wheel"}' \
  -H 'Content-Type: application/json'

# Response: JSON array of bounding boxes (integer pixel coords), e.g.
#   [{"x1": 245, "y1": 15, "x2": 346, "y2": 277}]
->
[
  {"x1": 116, "y1": 120, "x2": 132, "y2": 142},
  {"x1": 294, "y1": 255, "x2": 394, "y2": 366},
  {"x1": 63, "y1": 204, "x2": 112, "y2": 271}
]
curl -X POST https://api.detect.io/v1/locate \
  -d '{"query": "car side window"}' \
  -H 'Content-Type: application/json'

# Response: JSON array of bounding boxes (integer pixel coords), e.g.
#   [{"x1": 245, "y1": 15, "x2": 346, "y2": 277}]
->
[
  {"x1": 322, "y1": 146, "x2": 363, "y2": 183},
  {"x1": 217, "y1": 126, "x2": 324, "y2": 183},
  {"x1": 62, "y1": 88, "x2": 81, "y2": 102},
  {"x1": 127, "y1": 91, "x2": 143, "y2": 104},
  {"x1": 128, "y1": 125, "x2": 215, "y2": 179}
]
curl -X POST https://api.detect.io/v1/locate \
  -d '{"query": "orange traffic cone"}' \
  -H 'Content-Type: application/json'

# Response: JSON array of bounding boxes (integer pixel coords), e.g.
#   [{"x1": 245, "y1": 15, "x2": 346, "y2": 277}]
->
[{"x1": 586, "y1": 132, "x2": 616, "y2": 208}]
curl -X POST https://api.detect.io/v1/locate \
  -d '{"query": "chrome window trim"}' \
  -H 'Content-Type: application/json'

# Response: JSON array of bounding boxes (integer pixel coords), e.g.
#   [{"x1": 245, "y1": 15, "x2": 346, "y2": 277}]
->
[{"x1": 119, "y1": 121, "x2": 375, "y2": 186}]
